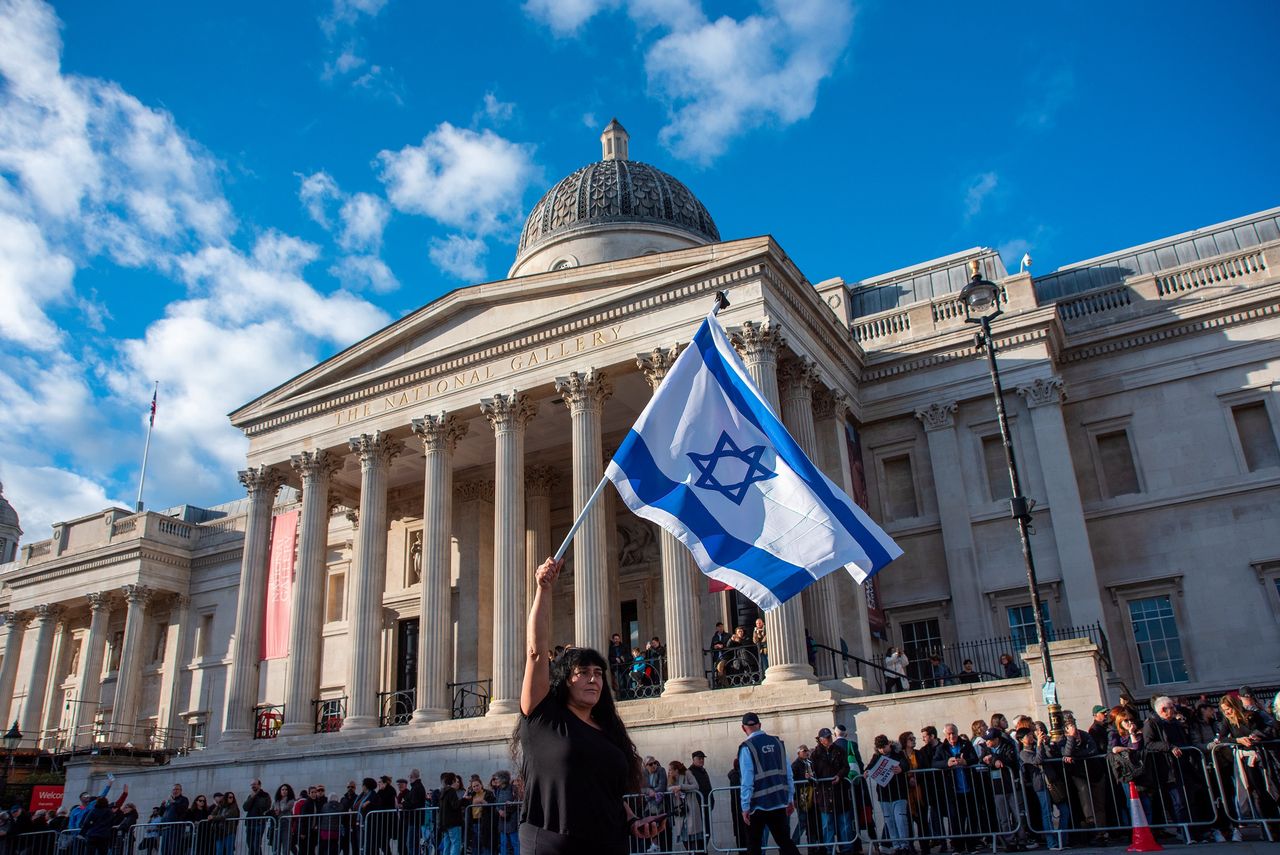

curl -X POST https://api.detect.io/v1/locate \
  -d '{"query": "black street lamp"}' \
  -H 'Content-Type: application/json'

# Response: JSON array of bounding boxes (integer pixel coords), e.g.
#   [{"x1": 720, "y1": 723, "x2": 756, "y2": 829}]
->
[
  {"x1": 961, "y1": 260, "x2": 1065, "y2": 740},
  {"x1": 1, "y1": 720, "x2": 20, "y2": 800}
]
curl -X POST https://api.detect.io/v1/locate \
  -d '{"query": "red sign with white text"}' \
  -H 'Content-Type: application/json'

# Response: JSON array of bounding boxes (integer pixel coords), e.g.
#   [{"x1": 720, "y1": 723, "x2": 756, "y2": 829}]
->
[
  {"x1": 31, "y1": 785, "x2": 64, "y2": 813},
  {"x1": 261, "y1": 509, "x2": 298, "y2": 660}
]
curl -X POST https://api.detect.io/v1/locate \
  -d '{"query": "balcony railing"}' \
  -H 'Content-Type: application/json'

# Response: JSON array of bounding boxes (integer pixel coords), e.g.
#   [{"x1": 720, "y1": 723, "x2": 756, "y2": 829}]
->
[
  {"x1": 703, "y1": 643, "x2": 764, "y2": 690},
  {"x1": 253, "y1": 704, "x2": 284, "y2": 739},
  {"x1": 313, "y1": 696, "x2": 346, "y2": 733},
  {"x1": 377, "y1": 689, "x2": 415, "y2": 727},
  {"x1": 448, "y1": 680, "x2": 490, "y2": 719},
  {"x1": 611, "y1": 655, "x2": 666, "y2": 700}
]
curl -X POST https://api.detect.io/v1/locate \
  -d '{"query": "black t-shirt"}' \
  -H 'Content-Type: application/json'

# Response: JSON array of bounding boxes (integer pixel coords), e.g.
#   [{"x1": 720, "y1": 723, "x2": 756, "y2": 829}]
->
[{"x1": 519, "y1": 694, "x2": 629, "y2": 848}]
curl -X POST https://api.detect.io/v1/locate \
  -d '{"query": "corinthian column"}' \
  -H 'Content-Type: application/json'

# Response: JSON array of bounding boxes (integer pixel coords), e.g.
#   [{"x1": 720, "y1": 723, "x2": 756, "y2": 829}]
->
[
  {"x1": 636, "y1": 346, "x2": 705, "y2": 694},
  {"x1": 482, "y1": 392, "x2": 537, "y2": 715},
  {"x1": 780, "y1": 357, "x2": 841, "y2": 675},
  {"x1": 72, "y1": 594, "x2": 113, "y2": 744},
  {"x1": 18, "y1": 606, "x2": 62, "y2": 741},
  {"x1": 525, "y1": 466, "x2": 559, "y2": 615},
  {"x1": 280, "y1": 449, "x2": 341, "y2": 736},
  {"x1": 110, "y1": 585, "x2": 151, "y2": 736},
  {"x1": 554, "y1": 369, "x2": 613, "y2": 654},
  {"x1": 0, "y1": 613, "x2": 30, "y2": 729},
  {"x1": 343, "y1": 431, "x2": 403, "y2": 731},
  {"x1": 221, "y1": 465, "x2": 285, "y2": 744},
  {"x1": 409, "y1": 413, "x2": 467, "y2": 723},
  {"x1": 730, "y1": 321, "x2": 812, "y2": 683}
]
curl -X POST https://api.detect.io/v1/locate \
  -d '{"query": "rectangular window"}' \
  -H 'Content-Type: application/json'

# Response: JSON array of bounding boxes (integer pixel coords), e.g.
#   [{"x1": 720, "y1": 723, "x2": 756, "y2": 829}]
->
[
  {"x1": 188, "y1": 718, "x2": 206, "y2": 750},
  {"x1": 196, "y1": 614, "x2": 214, "y2": 658},
  {"x1": 1233, "y1": 402, "x2": 1280, "y2": 471},
  {"x1": 882, "y1": 455, "x2": 919, "y2": 520},
  {"x1": 899, "y1": 618, "x2": 942, "y2": 685},
  {"x1": 982, "y1": 436, "x2": 1012, "y2": 501},
  {"x1": 1097, "y1": 430, "x2": 1140, "y2": 496},
  {"x1": 326, "y1": 571, "x2": 346, "y2": 623},
  {"x1": 1007, "y1": 602, "x2": 1053, "y2": 653},
  {"x1": 1128, "y1": 595, "x2": 1188, "y2": 685}
]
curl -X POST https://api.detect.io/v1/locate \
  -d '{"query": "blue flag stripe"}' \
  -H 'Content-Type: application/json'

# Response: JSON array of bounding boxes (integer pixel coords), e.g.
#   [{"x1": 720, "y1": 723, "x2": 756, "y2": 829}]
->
[
  {"x1": 692, "y1": 321, "x2": 896, "y2": 572},
  {"x1": 613, "y1": 429, "x2": 816, "y2": 603}
]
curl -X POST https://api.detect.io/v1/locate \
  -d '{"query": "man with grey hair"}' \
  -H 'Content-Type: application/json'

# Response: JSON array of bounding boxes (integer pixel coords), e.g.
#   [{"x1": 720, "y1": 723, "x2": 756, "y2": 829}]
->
[{"x1": 1143, "y1": 696, "x2": 1204, "y2": 843}]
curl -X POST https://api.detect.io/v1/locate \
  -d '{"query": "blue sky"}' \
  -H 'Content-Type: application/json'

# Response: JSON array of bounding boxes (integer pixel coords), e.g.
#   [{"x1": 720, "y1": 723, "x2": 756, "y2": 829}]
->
[{"x1": 2, "y1": 0, "x2": 1278, "y2": 538}]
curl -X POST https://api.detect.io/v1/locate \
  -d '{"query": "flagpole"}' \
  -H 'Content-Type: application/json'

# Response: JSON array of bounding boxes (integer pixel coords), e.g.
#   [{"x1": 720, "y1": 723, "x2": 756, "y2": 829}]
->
[
  {"x1": 135, "y1": 381, "x2": 158, "y2": 513},
  {"x1": 550, "y1": 291, "x2": 731, "y2": 562}
]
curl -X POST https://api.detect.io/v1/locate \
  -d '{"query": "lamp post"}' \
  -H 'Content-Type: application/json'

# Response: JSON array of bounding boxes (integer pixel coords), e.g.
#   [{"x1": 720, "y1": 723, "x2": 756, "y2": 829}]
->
[
  {"x1": 1, "y1": 720, "x2": 20, "y2": 802},
  {"x1": 960, "y1": 260, "x2": 1065, "y2": 740}
]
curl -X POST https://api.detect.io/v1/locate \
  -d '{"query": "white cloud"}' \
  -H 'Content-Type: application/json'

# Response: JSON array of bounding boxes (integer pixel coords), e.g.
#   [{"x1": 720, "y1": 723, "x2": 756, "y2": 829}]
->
[
  {"x1": 964, "y1": 171, "x2": 999, "y2": 219},
  {"x1": 330, "y1": 254, "x2": 399, "y2": 293},
  {"x1": 0, "y1": 209, "x2": 76, "y2": 349},
  {"x1": 428, "y1": 235, "x2": 488, "y2": 281},
  {"x1": 338, "y1": 192, "x2": 390, "y2": 252},
  {"x1": 0, "y1": 463, "x2": 129, "y2": 542},
  {"x1": 522, "y1": 0, "x2": 614, "y2": 35},
  {"x1": 299, "y1": 170, "x2": 341, "y2": 228},
  {"x1": 481, "y1": 92, "x2": 516, "y2": 124},
  {"x1": 377, "y1": 123, "x2": 539, "y2": 235}
]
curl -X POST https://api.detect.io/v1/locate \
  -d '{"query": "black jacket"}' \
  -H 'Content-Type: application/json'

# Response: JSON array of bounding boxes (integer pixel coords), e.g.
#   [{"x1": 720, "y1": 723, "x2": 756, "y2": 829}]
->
[
  {"x1": 1142, "y1": 715, "x2": 1194, "y2": 785},
  {"x1": 244, "y1": 790, "x2": 272, "y2": 818}
]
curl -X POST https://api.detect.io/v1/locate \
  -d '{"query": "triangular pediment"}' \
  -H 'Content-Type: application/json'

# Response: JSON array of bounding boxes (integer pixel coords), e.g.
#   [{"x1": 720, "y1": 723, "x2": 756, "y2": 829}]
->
[{"x1": 229, "y1": 237, "x2": 776, "y2": 430}]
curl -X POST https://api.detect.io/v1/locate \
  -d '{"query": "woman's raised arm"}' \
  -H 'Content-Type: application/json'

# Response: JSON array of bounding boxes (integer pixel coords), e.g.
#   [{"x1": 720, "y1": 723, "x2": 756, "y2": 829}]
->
[{"x1": 521, "y1": 556, "x2": 562, "y2": 715}]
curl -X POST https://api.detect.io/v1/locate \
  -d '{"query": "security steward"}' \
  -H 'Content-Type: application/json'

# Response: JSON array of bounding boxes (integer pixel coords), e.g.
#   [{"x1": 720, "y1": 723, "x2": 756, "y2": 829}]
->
[{"x1": 737, "y1": 711, "x2": 801, "y2": 855}]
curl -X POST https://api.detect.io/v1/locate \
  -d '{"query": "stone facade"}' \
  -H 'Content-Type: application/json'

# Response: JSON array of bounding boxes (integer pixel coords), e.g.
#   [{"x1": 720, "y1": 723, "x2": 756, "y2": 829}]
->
[{"x1": 1, "y1": 129, "x2": 1277, "y2": 811}]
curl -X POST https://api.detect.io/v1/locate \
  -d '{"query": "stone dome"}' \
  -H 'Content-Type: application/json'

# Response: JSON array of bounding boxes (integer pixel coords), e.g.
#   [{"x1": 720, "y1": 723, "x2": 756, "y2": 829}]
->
[
  {"x1": 509, "y1": 120, "x2": 720, "y2": 277},
  {"x1": 0, "y1": 481, "x2": 17, "y2": 532}
]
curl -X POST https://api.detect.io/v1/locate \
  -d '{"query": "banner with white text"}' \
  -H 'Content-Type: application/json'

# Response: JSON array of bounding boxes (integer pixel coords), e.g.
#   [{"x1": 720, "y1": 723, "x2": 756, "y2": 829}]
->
[{"x1": 262, "y1": 509, "x2": 298, "y2": 660}]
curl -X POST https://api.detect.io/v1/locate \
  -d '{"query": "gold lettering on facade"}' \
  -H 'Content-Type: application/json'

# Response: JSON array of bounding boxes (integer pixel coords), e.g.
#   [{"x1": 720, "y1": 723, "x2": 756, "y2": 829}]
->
[{"x1": 334, "y1": 322, "x2": 625, "y2": 426}]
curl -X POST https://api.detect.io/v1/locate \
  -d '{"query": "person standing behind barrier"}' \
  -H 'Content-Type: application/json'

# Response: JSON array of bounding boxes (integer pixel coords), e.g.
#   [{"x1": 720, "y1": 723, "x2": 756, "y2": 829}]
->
[
  {"x1": 835, "y1": 724, "x2": 872, "y2": 855},
  {"x1": 514, "y1": 557, "x2": 663, "y2": 855},
  {"x1": 243, "y1": 781, "x2": 270, "y2": 855},
  {"x1": 1143, "y1": 696, "x2": 1204, "y2": 842},
  {"x1": 737, "y1": 712, "x2": 801, "y2": 855},
  {"x1": 791, "y1": 745, "x2": 819, "y2": 851},
  {"x1": 870, "y1": 735, "x2": 910, "y2": 853},
  {"x1": 689, "y1": 749, "x2": 714, "y2": 853},
  {"x1": 811, "y1": 727, "x2": 853, "y2": 854},
  {"x1": 1218, "y1": 694, "x2": 1280, "y2": 835},
  {"x1": 489, "y1": 771, "x2": 519, "y2": 855},
  {"x1": 898, "y1": 731, "x2": 930, "y2": 854},
  {"x1": 159, "y1": 786, "x2": 188, "y2": 855},
  {"x1": 316, "y1": 795, "x2": 343, "y2": 855},
  {"x1": 404, "y1": 770, "x2": 427, "y2": 855},
  {"x1": 933, "y1": 724, "x2": 978, "y2": 853},
  {"x1": 668, "y1": 760, "x2": 704, "y2": 853},
  {"x1": 213, "y1": 793, "x2": 240, "y2": 855},
  {"x1": 978, "y1": 728, "x2": 1023, "y2": 850},
  {"x1": 914, "y1": 727, "x2": 945, "y2": 855},
  {"x1": 1107, "y1": 709, "x2": 1153, "y2": 825},
  {"x1": 434, "y1": 775, "x2": 463, "y2": 855},
  {"x1": 1018, "y1": 728, "x2": 1068, "y2": 850}
]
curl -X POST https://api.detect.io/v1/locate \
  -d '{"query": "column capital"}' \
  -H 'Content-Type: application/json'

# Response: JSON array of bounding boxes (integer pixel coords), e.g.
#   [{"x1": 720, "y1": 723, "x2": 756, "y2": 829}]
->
[
  {"x1": 554, "y1": 369, "x2": 612, "y2": 415},
  {"x1": 1016, "y1": 376, "x2": 1067, "y2": 409},
  {"x1": 778, "y1": 355, "x2": 821, "y2": 399},
  {"x1": 526, "y1": 465, "x2": 561, "y2": 498},
  {"x1": 121, "y1": 584, "x2": 152, "y2": 607},
  {"x1": 2, "y1": 611, "x2": 30, "y2": 630},
  {"x1": 32, "y1": 603, "x2": 65, "y2": 622},
  {"x1": 915, "y1": 401, "x2": 958, "y2": 432},
  {"x1": 290, "y1": 449, "x2": 342, "y2": 483},
  {"x1": 729, "y1": 320, "x2": 785, "y2": 365},
  {"x1": 344, "y1": 508, "x2": 359, "y2": 530},
  {"x1": 168, "y1": 593, "x2": 191, "y2": 610},
  {"x1": 635, "y1": 344, "x2": 683, "y2": 389},
  {"x1": 86, "y1": 591, "x2": 115, "y2": 613},
  {"x1": 411, "y1": 413, "x2": 469, "y2": 452},
  {"x1": 480, "y1": 392, "x2": 538, "y2": 433},
  {"x1": 457, "y1": 479, "x2": 495, "y2": 504},
  {"x1": 348, "y1": 431, "x2": 404, "y2": 468},
  {"x1": 813, "y1": 388, "x2": 850, "y2": 421},
  {"x1": 238, "y1": 465, "x2": 285, "y2": 499}
]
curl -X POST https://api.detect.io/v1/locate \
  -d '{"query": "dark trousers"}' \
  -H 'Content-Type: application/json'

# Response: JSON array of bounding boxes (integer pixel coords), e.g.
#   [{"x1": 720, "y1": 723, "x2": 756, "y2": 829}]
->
[{"x1": 746, "y1": 808, "x2": 799, "y2": 855}]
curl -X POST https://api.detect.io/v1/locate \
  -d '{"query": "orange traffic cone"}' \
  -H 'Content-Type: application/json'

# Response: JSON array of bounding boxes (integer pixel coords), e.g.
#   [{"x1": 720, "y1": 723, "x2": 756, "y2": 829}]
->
[{"x1": 1126, "y1": 781, "x2": 1163, "y2": 853}]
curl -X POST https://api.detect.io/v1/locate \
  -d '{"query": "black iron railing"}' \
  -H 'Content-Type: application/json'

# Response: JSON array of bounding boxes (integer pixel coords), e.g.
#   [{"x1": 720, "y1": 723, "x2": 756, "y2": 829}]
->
[
  {"x1": 448, "y1": 680, "x2": 490, "y2": 719},
  {"x1": 253, "y1": 704, "x2": 284, "y2": 739},
  {"x1": 313, "y1": 696, "x2": 346, "y2": 733},
  {"x1": 612, "y1": 655, "x2": 666, "y2": 700},
  {"x1": 703, "y1": 643, "x2": 764, "y2": 690},
  {"x1": 377, "y1": 689, "x2": 415, "y2": 727}
]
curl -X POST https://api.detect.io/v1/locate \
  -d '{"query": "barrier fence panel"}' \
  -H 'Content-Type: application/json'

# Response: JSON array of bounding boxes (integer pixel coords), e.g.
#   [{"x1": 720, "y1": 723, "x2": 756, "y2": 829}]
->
[
  {"x1": 706, "y1": 784, "x2": 859, "y2": 854},
  {"x1": 1210, "y1": 741, "x2": 1280, "y2": 841},
  {"x1": 130, "y1": 821, "x2": 196, "y2": 855},
  {"x1": 15, "y1": 830, "x2": 60, "y2": 855},
  {"x1": 862, "y1": 765, "x2": 1015, "y2": 854},
  {"x1": 459, "y1": 799, "x2": 520, "y2": 855},
  {"x1": 279, "y1": 810, "x2": 362, "y2": 855},
  {"x1": 617, "y1": 789, "x2": 705, "y2": 854},
  {"x1": 357, "y1": 808, "x2": 435, "y2": 855}
]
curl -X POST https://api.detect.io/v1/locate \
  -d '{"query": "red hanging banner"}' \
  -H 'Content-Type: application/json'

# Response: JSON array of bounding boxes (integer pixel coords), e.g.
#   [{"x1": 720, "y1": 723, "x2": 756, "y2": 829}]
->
[{"x1": 261, "y1": 509, "x2": 298, "y2": 660}]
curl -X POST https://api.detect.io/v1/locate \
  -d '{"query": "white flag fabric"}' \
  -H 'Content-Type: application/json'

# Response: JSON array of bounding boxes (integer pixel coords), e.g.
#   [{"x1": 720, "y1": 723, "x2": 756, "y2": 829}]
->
[{"x1": 606, "y1": 311, "x2": 902, "y2": 610}]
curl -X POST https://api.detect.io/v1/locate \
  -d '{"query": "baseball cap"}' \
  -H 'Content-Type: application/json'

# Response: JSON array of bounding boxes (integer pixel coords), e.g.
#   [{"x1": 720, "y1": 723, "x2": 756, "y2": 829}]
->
[
  {"x1": 742, "y1": 712, "x2": 761, "y2": 726},
  {"x1": 1239, "y1": 685, "x2": 1255, "y2": 698},
  {"x1": 1091, "y1": 704, "x2": 1108, "y2": 715},
  {"x1": 982, "y1": 728, "x2": 1002, "y2": 741},
  {"x1": 691, "y1": 750, "x2": 706, "y2": 759},
  {"x1": 817, "y1": 727, "x2": 833, "y2": 739}
]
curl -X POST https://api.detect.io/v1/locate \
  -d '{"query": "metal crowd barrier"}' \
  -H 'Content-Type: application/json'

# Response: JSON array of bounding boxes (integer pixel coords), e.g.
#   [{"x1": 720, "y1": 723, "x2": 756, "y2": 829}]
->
[
  {"x1": 358, "y1": 808, "x2": 435, "y2": 855},
  {"x1": 129, "y1": 821, "x2": 196, "y2": 855},
  {"x1": 1209, "y1": 740, "x2": 1280, "y2": 841},
  {"x1": 707, "y1": 784, "x2": 857, "y2": 854},
  {"x1": 458, "y1": 800, "x2": 520, "y2": 855},
  {"x1": 279, "y1": 811, "x2": 362, "y2": 855},
  {"x1": 617, "y1": 789, "x2": 705, "y2": 854},
  {"x1": 865, "y1": 765, "x2": 1021, "y2": 853},
  {"x1": 14, "y1": 830, "x2": 60, "y2": 855}
]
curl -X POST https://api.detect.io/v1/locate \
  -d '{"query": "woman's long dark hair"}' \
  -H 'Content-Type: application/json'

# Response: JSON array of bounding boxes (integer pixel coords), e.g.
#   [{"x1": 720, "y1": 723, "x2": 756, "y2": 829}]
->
[{"x1": 511, "y1": 647, "x2": 642, "y2": 791}]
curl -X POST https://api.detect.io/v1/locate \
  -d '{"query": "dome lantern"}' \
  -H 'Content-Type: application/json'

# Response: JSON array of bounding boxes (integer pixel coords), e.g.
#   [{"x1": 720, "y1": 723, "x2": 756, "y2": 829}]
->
[{"x1": 600, "y1": 118, "x2": 629, "y2": 161}]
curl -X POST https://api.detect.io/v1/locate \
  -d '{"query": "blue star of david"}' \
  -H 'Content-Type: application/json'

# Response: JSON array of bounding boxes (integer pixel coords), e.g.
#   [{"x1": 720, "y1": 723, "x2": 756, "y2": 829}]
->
[{"x1": 687, "y1": 431, "x2": 777, "y2": 505}]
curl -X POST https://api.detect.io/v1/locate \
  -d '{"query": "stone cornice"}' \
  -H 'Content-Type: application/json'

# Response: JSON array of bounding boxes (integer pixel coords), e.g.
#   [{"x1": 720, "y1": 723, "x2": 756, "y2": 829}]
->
[
  {"x1": 3, "y1": 542, "x2": 192, "y2": 587},
  {"x1": 1060, "y1": 297, "x2": 1280, "y2": 364},
  {"x1": 862, "y1": 325, "x2": 1054, "y2": 382}
]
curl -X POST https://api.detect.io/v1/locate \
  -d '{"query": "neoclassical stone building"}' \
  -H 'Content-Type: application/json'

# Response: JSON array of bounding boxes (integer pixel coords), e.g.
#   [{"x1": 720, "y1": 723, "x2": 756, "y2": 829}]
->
[{"x1": 1, "y1": 122, "x2": 1277, "y2": 803}]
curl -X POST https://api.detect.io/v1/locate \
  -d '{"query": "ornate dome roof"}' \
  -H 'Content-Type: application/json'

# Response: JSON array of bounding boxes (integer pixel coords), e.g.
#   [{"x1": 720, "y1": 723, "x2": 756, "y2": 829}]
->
[
  {"x1": 513, "y1": 120, "x2": 719, "y2": 269},
  {"x1": 0, "y1": 481, "x2": 19, "y2": 532}
]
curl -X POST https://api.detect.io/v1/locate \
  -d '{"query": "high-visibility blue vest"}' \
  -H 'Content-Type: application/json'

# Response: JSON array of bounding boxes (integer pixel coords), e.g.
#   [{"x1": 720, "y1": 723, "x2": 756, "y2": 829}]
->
[{"x1": 740, "y1": 733, "x2": 790, "y2": 812}]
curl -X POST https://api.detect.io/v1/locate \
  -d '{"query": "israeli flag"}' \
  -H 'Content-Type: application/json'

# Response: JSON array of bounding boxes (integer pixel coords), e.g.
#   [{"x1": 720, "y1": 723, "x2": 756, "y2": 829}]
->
[{"x1": 606, "y1": 311, "x2": 902, "y2": 610}]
